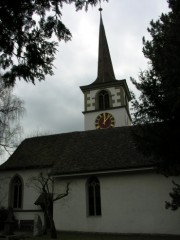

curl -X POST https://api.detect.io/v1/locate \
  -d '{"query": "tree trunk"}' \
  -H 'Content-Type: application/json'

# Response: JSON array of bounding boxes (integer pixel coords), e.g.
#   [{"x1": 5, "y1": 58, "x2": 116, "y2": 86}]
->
[
  {"x1": 46, "y1": 207, "x2": 57, "y2": 239},
  {"x1": 49, "y1": 218, "x2": 57, "y2": 239},
  {"x1": 43, "y1": 210, "x2": 48, "y2": 235}
]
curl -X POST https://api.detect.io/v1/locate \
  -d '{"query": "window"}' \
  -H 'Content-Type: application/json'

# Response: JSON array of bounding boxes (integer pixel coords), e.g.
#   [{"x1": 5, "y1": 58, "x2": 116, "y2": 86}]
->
[
  {"x1": 10, "y1": 175, "x2": 23, "y2": 209},
  {"x1": 87, "y1": 177, "x2": 101, "y2": 216},
  {"x1": 98, "y1": 90, "x2": 110, "y2": 109}
]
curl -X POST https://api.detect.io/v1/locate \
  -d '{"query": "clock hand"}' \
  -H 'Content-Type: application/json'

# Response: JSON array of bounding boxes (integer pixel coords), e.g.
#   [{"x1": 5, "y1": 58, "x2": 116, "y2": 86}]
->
[
  {"x1": 105, "y1": 115, "x2": 110, "y2": 123},
  {"x1": 103, "y1": 113, "x2": 106, "y2": 124},
  {"x1": 103, "y1": 114, "x2": 110, "y2": 125}
]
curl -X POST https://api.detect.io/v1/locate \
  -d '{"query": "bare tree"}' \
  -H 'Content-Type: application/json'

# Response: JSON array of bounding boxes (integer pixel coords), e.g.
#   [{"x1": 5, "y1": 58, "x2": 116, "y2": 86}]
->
[
  {"x1": 30, "y1": 172, "x2": 70, "y2": 239},
  {"x1": 0, "y1": 77, "x2": 24, "y2": 158}
]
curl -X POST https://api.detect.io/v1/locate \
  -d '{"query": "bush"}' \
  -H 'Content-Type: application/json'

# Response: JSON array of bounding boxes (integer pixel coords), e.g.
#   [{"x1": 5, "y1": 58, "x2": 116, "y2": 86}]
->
[
  {"x1": 0, "y1": 207, "x2": 18, "y2": 231},
  {"x1": 0, "y1": 207, "x2": 9, "y2": 230}
]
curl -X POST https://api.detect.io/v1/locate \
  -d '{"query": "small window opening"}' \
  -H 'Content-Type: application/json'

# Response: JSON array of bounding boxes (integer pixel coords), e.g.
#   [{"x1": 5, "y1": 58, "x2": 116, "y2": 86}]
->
[
  {"x1": 10, "y1": 176, "x2": 23, "y2": 209},
  {"x1": 98, "y1": 90, "x2": 110, "y2": 109},
  {"x1": 87, "y1": 177, "x2": 101, "y2": 216}
]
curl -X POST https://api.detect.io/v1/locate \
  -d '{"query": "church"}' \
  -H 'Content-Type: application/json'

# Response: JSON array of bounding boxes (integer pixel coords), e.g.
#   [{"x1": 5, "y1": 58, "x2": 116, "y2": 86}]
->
[{"x1": 0, "y1": 11, "x2": 180, "y2": 235}]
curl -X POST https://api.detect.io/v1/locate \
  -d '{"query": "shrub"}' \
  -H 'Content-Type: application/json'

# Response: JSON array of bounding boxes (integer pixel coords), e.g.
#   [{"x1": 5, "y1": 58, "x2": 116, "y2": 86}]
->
[{"x1": 0, "y1": 207, "x2": 9, "y2": 230}]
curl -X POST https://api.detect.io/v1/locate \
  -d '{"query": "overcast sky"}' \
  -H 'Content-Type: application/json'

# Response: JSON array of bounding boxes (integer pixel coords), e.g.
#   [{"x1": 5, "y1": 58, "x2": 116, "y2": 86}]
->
[{"x1": 5, "y1": 0, "x2": 169, "y2": 161}]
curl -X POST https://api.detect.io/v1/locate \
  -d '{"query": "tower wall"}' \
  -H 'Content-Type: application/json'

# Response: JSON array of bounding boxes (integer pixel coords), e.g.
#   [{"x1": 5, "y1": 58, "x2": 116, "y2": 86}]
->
[
  {"x1": 84, "y1": 86, "x2": 126, "y2": 112},
  {"x1": 84, "y1": 108, "x2": 131, "y2": 131}
]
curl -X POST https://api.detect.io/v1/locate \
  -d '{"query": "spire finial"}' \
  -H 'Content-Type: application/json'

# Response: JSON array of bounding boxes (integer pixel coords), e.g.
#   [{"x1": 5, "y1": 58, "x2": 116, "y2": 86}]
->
[{"x1": 98, "y1": 2, "x2": 103, "y2": 13}]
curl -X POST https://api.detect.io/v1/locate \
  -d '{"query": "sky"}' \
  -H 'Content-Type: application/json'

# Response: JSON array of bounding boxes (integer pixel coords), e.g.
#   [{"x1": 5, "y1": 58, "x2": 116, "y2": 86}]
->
[{"x1": 1, "y1": 0, "x2": 170, "y2": 163}]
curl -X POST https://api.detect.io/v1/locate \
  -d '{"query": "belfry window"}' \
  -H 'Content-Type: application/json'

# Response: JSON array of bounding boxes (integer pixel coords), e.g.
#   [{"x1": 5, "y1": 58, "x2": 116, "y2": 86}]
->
[
  {"x1": 87, "y1": 177, "x2": 101, "y2": 216},
  {"x1": 98, "y1": 90, "x2": 110, "y2": 109},
  {"x1": 10, "y1": 175, "x2": 23, "y2": 209}
]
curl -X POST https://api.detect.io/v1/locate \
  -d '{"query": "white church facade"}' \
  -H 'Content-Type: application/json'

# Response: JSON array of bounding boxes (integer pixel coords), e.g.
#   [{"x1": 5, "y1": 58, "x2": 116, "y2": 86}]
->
[
  {"x1": 0, "y1": 11, "x2": 180, "y2": 236},
  {"x1": 53, "y1": 172, "x2": 180, "y2": 234}
]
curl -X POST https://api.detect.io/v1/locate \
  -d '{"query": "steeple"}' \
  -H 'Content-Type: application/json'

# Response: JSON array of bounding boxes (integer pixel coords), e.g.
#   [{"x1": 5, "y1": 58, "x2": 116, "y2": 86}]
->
[
  {"x1": 80, "y1": 9, "x2": 132, "y2": 131},
  {"x1": 96, "y1": 9, "x2": 115, "y2": 84}
]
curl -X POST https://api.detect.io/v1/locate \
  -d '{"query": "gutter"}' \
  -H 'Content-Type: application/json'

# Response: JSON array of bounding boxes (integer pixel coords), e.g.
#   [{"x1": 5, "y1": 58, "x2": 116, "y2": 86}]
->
[{"x1": 51, "y1": 166, "x2": 156, "y2": 179}]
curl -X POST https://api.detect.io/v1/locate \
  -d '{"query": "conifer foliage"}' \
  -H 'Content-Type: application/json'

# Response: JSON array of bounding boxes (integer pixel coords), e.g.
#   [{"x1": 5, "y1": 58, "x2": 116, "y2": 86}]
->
[
  {"x1": 131, "y1": 0, "x2": 180, "y2": 210},
  {"x1": 0, "y1": 0, "x2": 107, "y2": 87},
  {"x1": 131, "y1": 0, "x2": 180, "y2": 125}
]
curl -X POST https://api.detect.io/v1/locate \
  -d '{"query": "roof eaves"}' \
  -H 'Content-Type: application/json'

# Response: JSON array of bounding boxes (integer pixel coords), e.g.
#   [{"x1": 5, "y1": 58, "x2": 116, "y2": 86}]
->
[
  {"x1": 0, "y1": 164, "x2": 53, "y2": 171},
  {"x1": 80, "y1": 79, "x2": 126, "y2": 91},
  {"x1": 51, "y1": 166, "x2": 156, "y2": 178}
]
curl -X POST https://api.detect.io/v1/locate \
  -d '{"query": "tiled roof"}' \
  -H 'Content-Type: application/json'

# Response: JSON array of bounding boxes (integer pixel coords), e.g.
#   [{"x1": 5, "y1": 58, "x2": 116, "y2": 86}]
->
[{"x1": 0, "y1": 126, "x2": 158, "y2": 175}]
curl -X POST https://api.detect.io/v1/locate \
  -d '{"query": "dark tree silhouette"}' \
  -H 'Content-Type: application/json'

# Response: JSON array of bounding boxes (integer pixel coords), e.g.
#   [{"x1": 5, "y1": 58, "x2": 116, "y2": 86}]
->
[
  {"x1": 0, "y1": 0, "x2": 108, "y2": 87},
  {"x1": 131, "y1": 0, "x2": 180, "y2": 209},
  {"x1": 166, "y1": 181, "x2": 180, "y2": 210},
  {"x1": 31, "y1": 172, "x2": 70, "y2": 239}
]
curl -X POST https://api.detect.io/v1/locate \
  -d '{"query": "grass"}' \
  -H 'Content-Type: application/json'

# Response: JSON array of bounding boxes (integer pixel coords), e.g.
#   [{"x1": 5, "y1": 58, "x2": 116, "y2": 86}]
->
[{"x1": 21, "y1": 232, "x2": 180, "y2": 240}]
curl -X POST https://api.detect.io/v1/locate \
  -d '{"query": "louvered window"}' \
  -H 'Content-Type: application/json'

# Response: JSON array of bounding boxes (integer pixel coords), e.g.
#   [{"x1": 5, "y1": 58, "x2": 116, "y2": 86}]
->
[{"x1": 98, "y1": 90, "x2": 110, "y2": 109}]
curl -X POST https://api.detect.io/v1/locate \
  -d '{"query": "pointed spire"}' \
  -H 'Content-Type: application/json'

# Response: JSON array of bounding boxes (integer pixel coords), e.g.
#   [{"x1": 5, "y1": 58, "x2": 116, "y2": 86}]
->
[{"x1": 96, "y1": 9, "x2": 115, "y2": 83}]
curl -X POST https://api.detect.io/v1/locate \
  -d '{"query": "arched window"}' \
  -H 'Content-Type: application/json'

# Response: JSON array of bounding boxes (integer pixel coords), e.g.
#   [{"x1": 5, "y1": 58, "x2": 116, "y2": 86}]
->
[
  {"x1": 87, "y1": 177, "x2": 101, "y2": 216},
  {"x1": 98, "y1": 90, "x2": 110, "y2": 110},
  {"x1": 10, "y1": 175, "x2": 23, "y2": 209}
]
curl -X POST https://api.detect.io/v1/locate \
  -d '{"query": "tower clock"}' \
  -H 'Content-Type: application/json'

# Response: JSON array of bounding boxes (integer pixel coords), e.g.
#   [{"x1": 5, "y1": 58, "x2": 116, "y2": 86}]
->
[{"x1": 95, "y1": 112, "x2": 115, "y2": 129}]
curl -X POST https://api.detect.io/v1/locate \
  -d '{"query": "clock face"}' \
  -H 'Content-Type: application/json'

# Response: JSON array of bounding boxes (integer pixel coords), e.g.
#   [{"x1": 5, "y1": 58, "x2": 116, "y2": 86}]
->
[{"x1": 95, "y1": 112, "x2": 115, "y2": 129}]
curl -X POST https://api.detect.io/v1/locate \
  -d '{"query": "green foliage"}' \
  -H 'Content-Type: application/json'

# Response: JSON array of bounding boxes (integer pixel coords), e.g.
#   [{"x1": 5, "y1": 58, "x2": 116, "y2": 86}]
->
[
  {"x1": 131, "y1": 0, "x2": 180, "y2": 210},
  {"x1": 166, "y1": 181, "x2": 180, "y2": 210},
  {"x1": 131, "y1": 0, "x2": 180, "y2": 162},
  {"x1": 131, "y1": 0, "x2": 180, "y2": 125},
  {"x1": 0, "y1": 0, "x2": 108, "y2": 86}
]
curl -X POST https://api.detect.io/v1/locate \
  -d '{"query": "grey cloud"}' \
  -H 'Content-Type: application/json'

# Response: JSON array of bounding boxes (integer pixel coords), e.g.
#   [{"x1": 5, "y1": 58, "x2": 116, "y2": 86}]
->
[{"x1": 12, "y1": 0, "x2": 169, "y2": 144}]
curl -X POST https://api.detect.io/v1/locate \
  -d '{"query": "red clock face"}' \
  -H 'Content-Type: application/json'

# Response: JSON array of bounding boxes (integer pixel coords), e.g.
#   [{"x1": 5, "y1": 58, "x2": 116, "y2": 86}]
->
[{"x1": 95, "y1": 112, "x2": 115, "y2": 129}]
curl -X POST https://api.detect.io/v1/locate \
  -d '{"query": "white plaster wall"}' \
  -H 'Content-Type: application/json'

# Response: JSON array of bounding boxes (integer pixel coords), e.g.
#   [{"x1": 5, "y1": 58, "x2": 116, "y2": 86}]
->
[
  {"x1": 0, "y1": 168, "x2": 49, "y2": 222},
  {"x1": 53, "y1": 173, "x2": 180, "y2": 235},
  {"x1": 84, "y1": 108, "x2": 131, "y2": 130}
]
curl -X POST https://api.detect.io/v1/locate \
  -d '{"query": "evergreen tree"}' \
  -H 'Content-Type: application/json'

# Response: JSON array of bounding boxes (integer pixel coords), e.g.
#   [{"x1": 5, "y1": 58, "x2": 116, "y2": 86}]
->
[
  {"x1": 131, "y1": 0, "x2": 180, "y2": 125},
  {"x1": 0, "y1": 0, "x2": 107, "y2": 87},
  {"x1": 131, "y1": 0, "x2": 180, "y2": 209}
]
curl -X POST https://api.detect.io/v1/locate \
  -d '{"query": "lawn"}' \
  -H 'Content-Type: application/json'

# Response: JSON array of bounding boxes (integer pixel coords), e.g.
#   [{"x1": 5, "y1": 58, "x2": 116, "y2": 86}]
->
[{"x1": 21, "y1": 232, "x2": 180, "y2": 240}]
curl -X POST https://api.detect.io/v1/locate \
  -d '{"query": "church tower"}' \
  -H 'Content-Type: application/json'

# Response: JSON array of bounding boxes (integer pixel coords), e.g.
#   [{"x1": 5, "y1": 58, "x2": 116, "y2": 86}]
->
[{"x1": 80, "y1": 10, "x2": 131, "y2": 131}]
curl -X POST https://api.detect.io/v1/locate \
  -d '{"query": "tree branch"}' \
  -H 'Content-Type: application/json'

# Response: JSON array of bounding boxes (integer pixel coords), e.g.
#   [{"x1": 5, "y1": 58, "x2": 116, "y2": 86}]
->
[{"x1": 53, "y1": 182, "x2": 70, "y2": 202}]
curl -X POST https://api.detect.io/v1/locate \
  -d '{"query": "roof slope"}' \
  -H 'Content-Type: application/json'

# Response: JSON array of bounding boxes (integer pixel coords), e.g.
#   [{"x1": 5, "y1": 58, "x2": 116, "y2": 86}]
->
[{"x1": 0, "y1": 126, "x2": 158, "y2": 175}]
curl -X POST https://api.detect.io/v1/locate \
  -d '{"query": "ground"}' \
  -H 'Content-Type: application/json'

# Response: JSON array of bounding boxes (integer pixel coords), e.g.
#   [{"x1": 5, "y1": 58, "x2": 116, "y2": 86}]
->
[
  {"x1": 1, "y1": 232, "x2": 179, "y2": 240},
  {"x1": 53, "y1": 232, "x2": 180, "y2": 240}
]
